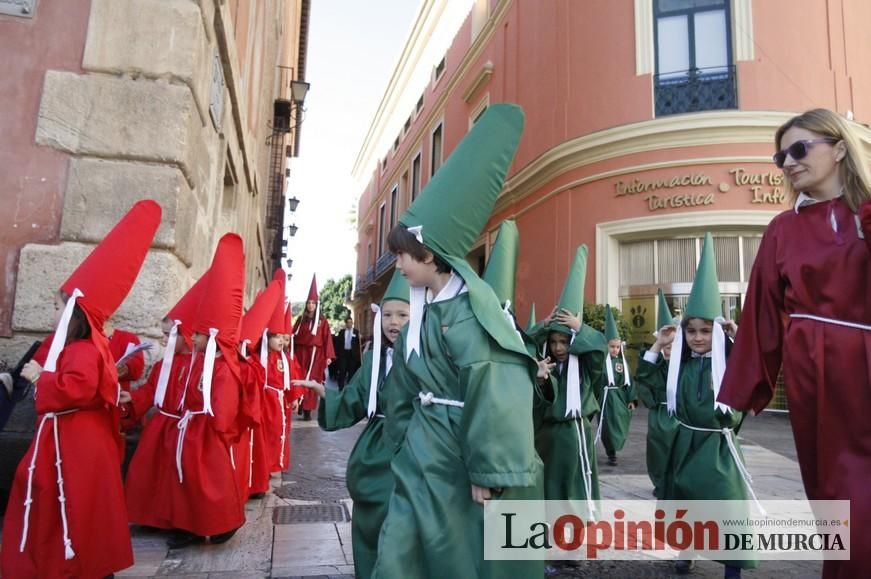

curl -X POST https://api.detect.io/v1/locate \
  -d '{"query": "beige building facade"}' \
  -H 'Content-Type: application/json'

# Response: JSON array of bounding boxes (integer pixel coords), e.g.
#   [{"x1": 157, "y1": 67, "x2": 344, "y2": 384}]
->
[{"x1": 0, "y1": 0, "x2": 310, "y2": 366}]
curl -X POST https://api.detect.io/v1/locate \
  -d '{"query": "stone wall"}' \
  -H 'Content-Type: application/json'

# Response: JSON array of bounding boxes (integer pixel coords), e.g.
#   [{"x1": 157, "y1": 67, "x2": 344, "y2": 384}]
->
[{"x1": 0, "y1": 0, "x2": 290, "y2": 430}]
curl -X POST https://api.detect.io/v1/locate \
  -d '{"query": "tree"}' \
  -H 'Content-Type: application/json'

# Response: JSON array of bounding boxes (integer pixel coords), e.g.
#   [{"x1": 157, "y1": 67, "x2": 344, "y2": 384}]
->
[
  {"x1": 319, "y1": 274, "x2": 353, "y2": 332},
  {"x1": 582, "y1": 303, "x2": 633, "y2": 342}
]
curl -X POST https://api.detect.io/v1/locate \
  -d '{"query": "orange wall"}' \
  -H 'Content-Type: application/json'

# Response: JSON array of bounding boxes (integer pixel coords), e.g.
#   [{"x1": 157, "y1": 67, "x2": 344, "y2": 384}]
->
[{"x1": 0, "y1": 0, "x2": 92, "y2": 336}]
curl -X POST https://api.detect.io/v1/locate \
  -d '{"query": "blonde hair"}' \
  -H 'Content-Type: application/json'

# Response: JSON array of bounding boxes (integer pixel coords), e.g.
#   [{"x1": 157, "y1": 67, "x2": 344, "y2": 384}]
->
[{"x1": 775, "y1": 108, "x2": 871, "y2": 212}]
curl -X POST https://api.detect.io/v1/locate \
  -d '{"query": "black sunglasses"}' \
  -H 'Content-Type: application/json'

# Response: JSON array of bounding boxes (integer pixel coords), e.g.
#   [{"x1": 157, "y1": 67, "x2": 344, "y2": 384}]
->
[{"x1": 773, "y1": 138, "x2": 838, "y2": 168}]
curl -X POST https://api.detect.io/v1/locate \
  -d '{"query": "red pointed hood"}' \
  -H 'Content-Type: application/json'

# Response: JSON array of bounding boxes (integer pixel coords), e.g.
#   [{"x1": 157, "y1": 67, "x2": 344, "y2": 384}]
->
[
  {"x1": 167, "y1": 269, "x2": 211, "y2": 345},
  {"x1": 45, "y1": 200, "x2": 161, "y2": 406},
  {"x1": 307, "y1": 274, "x2": 319, "y2": 302},
  {"x1": 266, "y1": 268, "x2": 288, "y2": 334},
  {"x1": 241, "y1": 279, "x2": 283, "y2": 346},
  {"x1": 192, "y1": 234, "x2": 245, "y2": 395}
]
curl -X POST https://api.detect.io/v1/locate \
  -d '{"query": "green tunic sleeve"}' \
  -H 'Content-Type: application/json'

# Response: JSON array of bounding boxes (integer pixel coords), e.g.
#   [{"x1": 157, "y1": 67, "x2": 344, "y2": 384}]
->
[
  {"x1": 636, "y1": 352, "x2": 667, "y2": 408},
  {"x1": 317, "y1": 351, "x2": 374, "y2": 431},
  {"x1": 444, "y1": 316, "x2": 539, "y2": 489},
  {"x1": 572, "y1": 325, "x2": 607, "y2": 418}
]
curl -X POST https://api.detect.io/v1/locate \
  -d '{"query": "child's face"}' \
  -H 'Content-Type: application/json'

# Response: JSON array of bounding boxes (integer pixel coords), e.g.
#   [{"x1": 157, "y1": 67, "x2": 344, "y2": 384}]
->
[
  {"x1": 547, "y1": 332, "x2": 571, "y2": 363},
  {"x1": 684, "y1": 318, "x2": 714, "y2": 354},
  {"x1": 268, "y1": 334, "x2": 284, "y2": 352},
  {"x1": 159, "y1": 319, "x2": 174, "y2": 347},
  {"x1": 191, "y1": 332, "x2": 208, "y2": 352},
  {"x1": 53, "y1": 293, "x2": 66, "y2": 327},
  {"x1": 608, "y1": 339, "x2": 622, "y2": 357},
  {"x1": 395, "y1": 251, "x2": 438, "y2": 288},
  {"x1": 381, "y1": 299, "x2": 410, "y2": 344}
]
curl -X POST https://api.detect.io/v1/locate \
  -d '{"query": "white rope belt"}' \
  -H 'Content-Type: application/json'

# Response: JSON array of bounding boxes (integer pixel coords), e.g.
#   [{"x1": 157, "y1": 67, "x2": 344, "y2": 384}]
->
[
  {"x1": 418, "y1": 392, "x2": 465, "y2": 408},
  {"x1": 264, "y1": 385, "x2": 288, "y2": 468},
  {"x1": 159, "y1": 410, "x2": 182, "y2": 420},
  {"x1": 676, "y1": 419, "x2": 765, "y2": 515},
  {"x1": 248, "y1": 428, "x2": 255, "y2": 487},
  {"x1": 229, "y1": 445, "x2": 236, "y2": 471},
  {"x1": 595, "y1": 386, "x2": 620, "y2": 445},
  {"x1": 175, "y1": 410, "x2": 207, "y2": 483},
  {"x1": 20, "y1": 409, "x2": 79, "y2": 560},
  {"x1": 572, "y1": 418, "x2": 596, "y2": 519},
  {"x1": 372, "y1": 413, "x2": 385, "y2": 419},
  {"x1": 789, "y1": 313, "x2": 871, "y2": 332}
]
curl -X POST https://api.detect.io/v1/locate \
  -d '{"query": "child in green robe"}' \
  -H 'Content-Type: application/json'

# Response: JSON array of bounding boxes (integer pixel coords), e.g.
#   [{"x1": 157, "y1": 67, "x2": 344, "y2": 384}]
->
[
  {"x1": 637, "y1": 234, "x2": 758, "y2": 578},
  {"x1": 370, "y1": 104, "x2": 544, "y2": 579},
  {"x1": 293, "y1": 270, "x2": 409, "y2": 579},
  {"x1": 595, "y1": 305, "x2": 637, "y2": 466}
]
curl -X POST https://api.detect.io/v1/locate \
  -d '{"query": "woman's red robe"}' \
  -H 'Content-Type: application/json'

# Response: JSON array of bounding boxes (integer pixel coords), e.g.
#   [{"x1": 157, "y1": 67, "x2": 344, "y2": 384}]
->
[{"x1": 292, "y1": 315, "x2": 335, "y2": 412}]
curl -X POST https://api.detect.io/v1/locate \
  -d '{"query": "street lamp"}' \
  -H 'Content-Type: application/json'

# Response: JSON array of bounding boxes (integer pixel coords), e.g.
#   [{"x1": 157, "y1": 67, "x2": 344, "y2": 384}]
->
[
  {"x1": 288, "y1": 196, "x2": 300, "y2": 212},
  {"x1": 290, "y1": 80, "x2": 310, "y2": 107},
  {"x1": 287, "y1": 224, "x2": 298, "y2": 237}
]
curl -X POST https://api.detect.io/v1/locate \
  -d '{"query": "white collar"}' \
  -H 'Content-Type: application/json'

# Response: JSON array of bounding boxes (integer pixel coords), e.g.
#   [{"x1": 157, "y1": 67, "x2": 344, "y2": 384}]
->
[
  {"x1": 426, "y1": 272, "x2": 467, "y2": 304},
  {"x1": 794, "y1": 191, "x2": 842, "y2": 213}
]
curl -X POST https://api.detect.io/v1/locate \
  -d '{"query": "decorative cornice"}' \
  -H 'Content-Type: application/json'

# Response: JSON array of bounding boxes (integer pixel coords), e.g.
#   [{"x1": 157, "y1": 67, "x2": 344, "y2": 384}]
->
[{"x1": 462, "y1": 60, "x2": 494, "y2": 102}]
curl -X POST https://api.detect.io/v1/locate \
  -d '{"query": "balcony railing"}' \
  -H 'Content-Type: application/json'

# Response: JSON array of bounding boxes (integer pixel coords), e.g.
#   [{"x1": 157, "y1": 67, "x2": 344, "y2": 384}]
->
[
  {"x1": 354, "y1": 253, "x2": 397, "y2": 297},
  {"x1": 654, "y1": 65, "x2": 737, "y2": 117},
  {"x1": 375, "y1": 252, "x2": 396, "y2": 279}
]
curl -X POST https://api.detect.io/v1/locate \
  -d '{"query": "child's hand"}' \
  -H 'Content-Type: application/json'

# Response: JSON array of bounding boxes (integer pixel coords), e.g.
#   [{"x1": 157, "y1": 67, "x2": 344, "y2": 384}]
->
[
  {"x1": 291, "y1": 399, "x2": 301, "y2": 412},
  {"x1": 292, "y1": 379, "x2": 326, "y2": 399},
  {"x1": 116, "y1": 363, "x2": 130, "y2": 379},
  {"x1": 628, "y1": 401, "x2": 637, "y2": 411},
  {"x1": 21, "y1": 361, "x2": 42, "y2": 384},
  {"x1": 536, "y1": 356, "x2": 555, "y2": 384},
  {"x1": 118, "y1": 390, "x2": 133, "y2": 404},
  {"x1": 654, "y1": 325, "x2": 677, "y2": 347},
  {"x1": 471, "y1": 484, "x2": 492, "y2": 505},
  {"x1": 721, "y1": 320, "x2": 738, "y2": 339},
  {"x1": 553, "y1": 308, "x2": 582, "y2": 331}
]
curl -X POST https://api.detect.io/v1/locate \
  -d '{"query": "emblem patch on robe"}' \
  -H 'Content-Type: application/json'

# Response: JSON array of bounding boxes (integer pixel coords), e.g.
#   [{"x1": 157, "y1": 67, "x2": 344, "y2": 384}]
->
[
  {"x1": 277, "y1": 358, "x2": 285, "y2": 372},
  {"x1": 615, "y1": 362, "x2": 624, "y2": 374}
]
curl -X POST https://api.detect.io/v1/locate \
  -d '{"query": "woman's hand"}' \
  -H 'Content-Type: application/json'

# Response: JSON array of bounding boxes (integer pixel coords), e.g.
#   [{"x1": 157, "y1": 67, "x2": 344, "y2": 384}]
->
[
  {"x1": 291, "y1": 379, "x2": 326, "y2": 399},
  {"x1": 21, "y1": 361, "x2": 42, "y2": 384},
  {"x1": 553, "y1": 308, "x2": 582, "y2": 332}
]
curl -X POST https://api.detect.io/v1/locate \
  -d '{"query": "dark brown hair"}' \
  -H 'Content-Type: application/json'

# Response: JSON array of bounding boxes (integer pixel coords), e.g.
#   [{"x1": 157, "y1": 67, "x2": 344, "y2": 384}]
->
[
  {"x1": 386, "y1": 225, "x2": 452, "y2": 274},
  {"x1": 59, "y1": 291, "x2": 92, "y2": 344}
]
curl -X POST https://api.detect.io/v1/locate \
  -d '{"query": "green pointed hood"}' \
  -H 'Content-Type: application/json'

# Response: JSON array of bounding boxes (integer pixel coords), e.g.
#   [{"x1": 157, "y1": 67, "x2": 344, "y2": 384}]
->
[
  {"x1": 684, "y1": 232, "x2": 721, "y2": 320},
  {"x1": 381, "y1": 269, "x2": 409, "y2": 305},
  {"x1": 604, "y1": 304, "x2": 620, "y2": 341},
  {"x1": 657, "y1": 288, "x2": 674, "y2": 328},
  {"x1": 398, "y1": 104, "x2": 530, "y2": 358},
  {"x1": 482, "y1": 220, "x2": 519, "y2": 309},
  {"x1": 541, "y1": 244, "x2": 589, "y2": 336},
  {"x1": 399, "y1": 104, "x2": 523, "y2": 260},
  {"x1": 526, "y1": 303, "x2": 537, "y2": 333}
]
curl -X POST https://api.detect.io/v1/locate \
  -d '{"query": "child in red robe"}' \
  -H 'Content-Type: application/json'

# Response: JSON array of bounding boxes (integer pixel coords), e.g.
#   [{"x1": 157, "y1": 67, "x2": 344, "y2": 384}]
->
[
  {"x1": 1, "y1": 200, "x2": 160, "y2": 578},
  {"x1": 292, "y1": 275, "x2": 335, "y2": 420}
]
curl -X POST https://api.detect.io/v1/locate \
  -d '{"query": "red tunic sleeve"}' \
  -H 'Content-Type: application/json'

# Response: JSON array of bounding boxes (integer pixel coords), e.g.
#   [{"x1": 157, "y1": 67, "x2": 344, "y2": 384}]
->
[
  {"x1": 35, "y1": 340, "x2": 102, "y2": 413},
  {"x1": 210, "y1": 359, "x2": 242, "y2": 441},
  {"x1": 321, "y1": 319, "x2": 336, "y2": 362},
  {"x1": 719, "y1": 220, "x2": 787, "y2": 414},
  {"x1": 129, "y1": 360, "x2": 160, "y2": 420},
  {"x1": 114, "y1": 330, "x2": 145, "y2": 381}
]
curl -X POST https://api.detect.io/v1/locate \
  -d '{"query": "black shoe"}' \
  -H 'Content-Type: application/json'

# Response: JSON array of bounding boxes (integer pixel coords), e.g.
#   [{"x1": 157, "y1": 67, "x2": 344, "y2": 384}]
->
[
  {"x1": 248, "y1": 492, "x2": 266, "y2": 500},
  {"x1": 607, "y1": 454, "x2": 617, "y2": 466},
  {"x1": 303, "y1": 410, "x2": 312, "y2": 421},
  {"x1": 724, "y1": 565, "x2": 742, "y2": 579},
  {"x1": 209, "y1": 528, "x2": 238, "y2": 544},
  {"x1": 166, "y1": 531, "x2": 205, "y2": 549},
  {"x1": 675, "y1": 559, "x2": 695, "y2": 575}
]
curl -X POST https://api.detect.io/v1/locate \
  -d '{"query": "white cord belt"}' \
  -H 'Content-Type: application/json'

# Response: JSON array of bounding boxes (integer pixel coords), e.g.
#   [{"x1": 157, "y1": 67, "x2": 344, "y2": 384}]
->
[
  {"x1": 20, "y1": 409, "x2": 79, "y2": 559},
  {"x1": 676, "y1": 419, "x2": 765, "y2": 515},
  {"x1": 159, "y1": 410, "x2": 182, "y2": 420},
  {"x1": 789, "y1": 313, "x2": 871, "y2": 332},
  {"x1": 264, "y1": 385, "x2": 288, "y2": 468},
  {"x1": 417, "y1": 392, "x2": 465, "y2": 408},
  {"x1": 372, "y1": 413, "x2": 386, "y2": 419},
  {"x1": 248, "y1": 428, "x2": 255, "y2": 487},
  {"x1": 572, "y1": 418, "x2": 596, "y2": 519},
  {"x1": 175, "y1": 410, "x2": 207, "y2": 483},
  {"x1": 594, "y1": 386, "x2": 620, "y2": 445}
]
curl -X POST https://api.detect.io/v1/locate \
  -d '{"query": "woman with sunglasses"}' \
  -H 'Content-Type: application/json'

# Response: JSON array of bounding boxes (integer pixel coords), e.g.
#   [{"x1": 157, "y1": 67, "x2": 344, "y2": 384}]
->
[{"x1": 718, "y1": 108, "x2": 871, "y2": 579}]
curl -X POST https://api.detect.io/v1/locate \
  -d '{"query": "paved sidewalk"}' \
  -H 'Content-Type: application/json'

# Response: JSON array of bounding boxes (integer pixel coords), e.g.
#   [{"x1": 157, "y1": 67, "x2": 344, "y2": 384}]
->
[{"x1": 1, "y1": 398, "x2": 823, "y2": 578}]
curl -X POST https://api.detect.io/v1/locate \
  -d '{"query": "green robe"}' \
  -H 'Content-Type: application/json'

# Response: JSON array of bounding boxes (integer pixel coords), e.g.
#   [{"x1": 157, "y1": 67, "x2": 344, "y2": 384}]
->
[
  {"x1": 634, "y1": 351, "x2": 678, "y2": 499},
  {"x1": 638, "y1": 352, "x2": 758, "y2": 570},
  {"x1": 595, "y1": 355, "x2": 637, "y2": 454},
  {"x1": 371, "y1": 292, "x2": 544, "y2": 579},
  {"x1": 318, "y1": 350, "x2": 393, "y2": 579},
  {"x1": 536, "y1": 325, "x2": 607, "y2": 503}
]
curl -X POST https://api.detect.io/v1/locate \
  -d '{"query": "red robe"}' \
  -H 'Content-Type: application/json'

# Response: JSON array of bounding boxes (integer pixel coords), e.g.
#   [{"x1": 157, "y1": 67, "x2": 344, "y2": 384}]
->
[
  {"x1": 293, "y1": 315, "x2": 335, "y2": 412},
  {"x1": 232, "y1": 356, "x2": 265, "y2": 499},
  {"x1": 125, "y1": 354, "x2": 192, "y2": 529},
  {"x1": 1, "y1": 340, "x2": 133, "y2": 578},
  {"x1": 719, "y1": 197, "x2": 871, "y2": 579},
  {"x1": 260, "y1": 349, "x2": 305, "y2": 473},
  {"x1": 108, "y1": 329, "x2": 145, "y2": 432}
]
